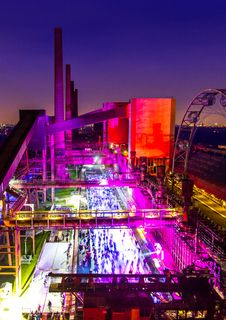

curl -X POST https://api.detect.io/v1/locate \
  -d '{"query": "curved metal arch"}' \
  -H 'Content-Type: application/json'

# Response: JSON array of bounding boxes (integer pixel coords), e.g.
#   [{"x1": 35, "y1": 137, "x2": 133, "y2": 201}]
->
[{"x1": 172, "y1": 88, "x2": 226, "y2": 175}]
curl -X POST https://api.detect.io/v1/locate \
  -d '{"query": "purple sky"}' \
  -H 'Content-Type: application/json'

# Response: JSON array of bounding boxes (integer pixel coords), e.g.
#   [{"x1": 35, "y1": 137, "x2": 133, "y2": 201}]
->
[{"x1": 0, "y1": 0, "x2": 226, "y2": 124}]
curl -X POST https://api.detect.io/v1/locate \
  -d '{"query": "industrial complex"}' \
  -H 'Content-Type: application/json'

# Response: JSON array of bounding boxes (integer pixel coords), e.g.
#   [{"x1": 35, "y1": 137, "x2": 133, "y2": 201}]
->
[{"x1": 0, "y1": 28, "x2": 225, "y2": 320}]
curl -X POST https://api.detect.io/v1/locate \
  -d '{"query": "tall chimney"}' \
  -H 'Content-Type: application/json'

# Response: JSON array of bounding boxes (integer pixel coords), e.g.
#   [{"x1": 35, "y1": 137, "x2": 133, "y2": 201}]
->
[
  {"x1": 73, "y1": 88, "x2": 78, "y2": 118},
  {"x1": 54, "y1": 27, "x2": 64, "y2": 122},
  {"x1": 65, "y1": 64, "x2": 71, "y2": 120},
  {"x1": 65, "y1": 64, "x2": 72, "y2": 148},
  {"x1": 70, "y1": 81, "x2": 78, "y2": 118},
  {"x1": 70, "y1": 81, "x2": 75, "y2": 116},
  {"x1": 70, "y1": 81, "x2": 78, "y2": 143},
  {"x1": 54, "y1": 27, "x2": 65, "y2": 178}
]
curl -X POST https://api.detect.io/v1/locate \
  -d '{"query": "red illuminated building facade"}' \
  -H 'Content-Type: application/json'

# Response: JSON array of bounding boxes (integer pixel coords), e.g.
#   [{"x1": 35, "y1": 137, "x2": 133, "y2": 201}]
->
[{"x1": 103, "y1": 98, "x2": 175, "y2": 170}]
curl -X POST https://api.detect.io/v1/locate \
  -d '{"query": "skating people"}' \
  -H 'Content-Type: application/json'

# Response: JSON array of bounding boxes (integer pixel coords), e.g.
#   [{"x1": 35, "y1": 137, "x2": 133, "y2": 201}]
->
[{"x1": 48, "y1": 300, "x2": 52, "y2": 312}]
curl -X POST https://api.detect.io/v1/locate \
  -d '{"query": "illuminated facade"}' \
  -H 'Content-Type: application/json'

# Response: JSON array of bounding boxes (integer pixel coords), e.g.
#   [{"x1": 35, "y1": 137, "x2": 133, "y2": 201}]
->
[
  {"x1": 103, "y1": 102, "x2": 129, "y2": 147},
  {"x1": 128, "y1": 98, "x2": 176, "y2": 164}
]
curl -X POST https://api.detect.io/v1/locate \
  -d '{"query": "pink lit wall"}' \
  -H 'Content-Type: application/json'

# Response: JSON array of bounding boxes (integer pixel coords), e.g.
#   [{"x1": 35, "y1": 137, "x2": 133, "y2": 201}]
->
[{"x1": 128, "y1": 98, "x2": 176, "y2": 160}]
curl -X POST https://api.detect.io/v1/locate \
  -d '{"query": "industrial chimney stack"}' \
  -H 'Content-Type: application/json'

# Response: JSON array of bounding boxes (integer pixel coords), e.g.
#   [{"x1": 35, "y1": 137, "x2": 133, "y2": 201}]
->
[
  {"x1": 54, "y1": 27, "x2": 64, "y2": 123},
  {"x1": 65, "y1": 64, "x2": 72, "y2": 148},
  {"x1": 54, "y1": 27, "x2": 65, "y2": 178}
]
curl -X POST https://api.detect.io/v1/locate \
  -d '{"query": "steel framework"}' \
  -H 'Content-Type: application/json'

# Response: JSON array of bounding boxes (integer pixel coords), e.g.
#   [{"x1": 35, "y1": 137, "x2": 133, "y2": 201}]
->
[{"x1": 172, "y1": 88, "x2": 226, "y2": 175}]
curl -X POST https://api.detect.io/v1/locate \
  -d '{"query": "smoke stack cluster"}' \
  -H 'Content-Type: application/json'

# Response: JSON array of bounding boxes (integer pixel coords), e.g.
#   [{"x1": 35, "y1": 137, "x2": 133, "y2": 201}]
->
[{"x1": 54, "y1": 28, "x2": 78, "y2": 151}]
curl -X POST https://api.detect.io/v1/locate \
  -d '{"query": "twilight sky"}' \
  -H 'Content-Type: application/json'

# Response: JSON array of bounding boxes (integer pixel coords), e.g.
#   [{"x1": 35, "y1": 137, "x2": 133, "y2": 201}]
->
[{"x1": 0, "y1": 0, "x2": 226, "y2": 124}]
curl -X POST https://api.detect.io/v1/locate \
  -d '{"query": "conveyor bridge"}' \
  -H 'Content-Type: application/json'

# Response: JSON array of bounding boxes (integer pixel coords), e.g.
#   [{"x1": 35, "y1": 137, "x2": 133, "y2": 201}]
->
[
  {"x1": 11, "y1": 178, "x2": 137, "y2": 189},
  {"x1": 2, "y1": 208, "x2": 180, "y2": 229}
]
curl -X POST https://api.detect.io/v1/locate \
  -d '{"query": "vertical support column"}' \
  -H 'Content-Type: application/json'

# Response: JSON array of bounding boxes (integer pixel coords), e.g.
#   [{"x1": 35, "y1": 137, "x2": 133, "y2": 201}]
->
[
  {"x1": 5, "y1": 192, "x2": 10, "y2": 217},
  {"x1": 102, "y1": 102, "x2": 112, "y2": 150},
  {"x1": 50, "y1": 134, "x2": 55, "y2": 203},
  {"x1": 6, "y1": 229, "x2": 12, "y2": 266},
  {"x1": 42, "y1": 145, "x2": 47, "y2": 181},
  {"x1": 182, "y1": 178, "x2": 194, "y2": 222},
  {"x1": 42, "y1": 148, "x2": 47, "y2": 202},
  {"x1": 36, "y1": 190, "x2": 39, "y2": 208},
  {"x1": 32, "y1": 229, "x2": 35, "y2": 255},
  {"x1": 15, "y1": 228, "x2": 21, "y2": 295},
  {"x1": 1, "y1": 193, "x2": 6, "y2": 219},
  {"x1": 103, "y1": 120, "x2": 108, "y2": 150},
  {"x1": 27, "y1": 188, "x2": 31, "y2": 204},
  {"x1": 195, "y1": 222, "x2": 199, "y2": 254}
]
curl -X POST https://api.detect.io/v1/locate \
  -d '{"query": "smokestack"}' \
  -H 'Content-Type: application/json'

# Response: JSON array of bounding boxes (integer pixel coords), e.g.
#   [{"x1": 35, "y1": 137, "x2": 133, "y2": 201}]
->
[
  {"x1": 54, "y1": 27, "x2": 65, "y2": 178},
  {"x1": 65, "y1": 64, "x2": 72, "y2": 148},
  {"x1": 70, "y1": 81, "x2": 78, "y2": 118},
  {"x1": 74, "y1": 88, "x2": 78, "y2": 118},
  {"x1": 70, "y1": 81, "x2": 75, "y2": 116},
  {"x1": 54, "y1": 27, "x2": 64, "y2": 122},
  {"x1": 70, "y1": 81, "x2": 78, "y2": 143},
  {"x1": 65, "y1": 64, "x2": 71, "y2": 120}
]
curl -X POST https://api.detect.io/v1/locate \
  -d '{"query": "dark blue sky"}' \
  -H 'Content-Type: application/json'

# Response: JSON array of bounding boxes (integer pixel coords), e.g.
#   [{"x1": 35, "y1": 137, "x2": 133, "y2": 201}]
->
[{"x1": 1, "y1": 0, "x2": 226, "y2": 124}]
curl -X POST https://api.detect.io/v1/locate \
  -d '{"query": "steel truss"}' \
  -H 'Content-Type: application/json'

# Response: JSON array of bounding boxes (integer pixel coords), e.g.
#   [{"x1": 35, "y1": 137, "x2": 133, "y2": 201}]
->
[{"x1": 172, "y1": 88, "x2": 226, "y2": 175}]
